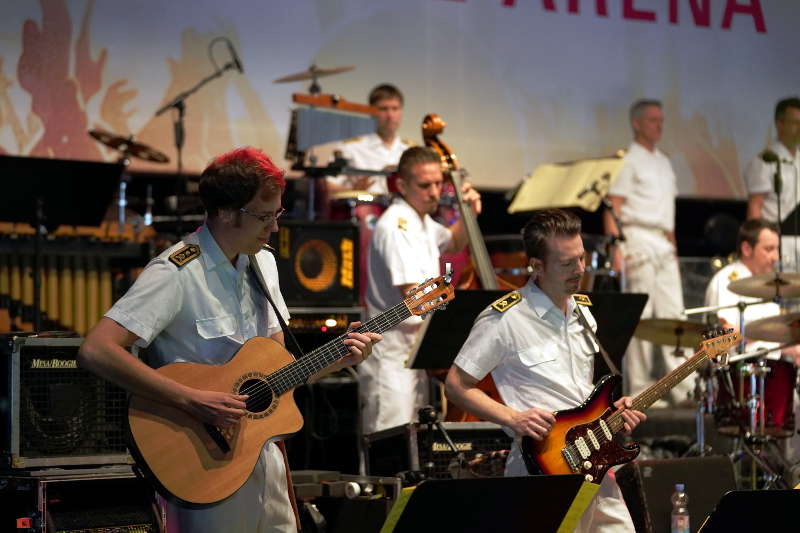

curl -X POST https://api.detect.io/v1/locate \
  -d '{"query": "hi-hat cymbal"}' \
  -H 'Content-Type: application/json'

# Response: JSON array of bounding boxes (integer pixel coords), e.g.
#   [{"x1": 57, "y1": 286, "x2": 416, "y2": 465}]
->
[
  {"x1": 745, "y1": 312, "x2": 800, "y2": 344},
  {"x1": 728, "y1": 272, "x2": 800, "y2": 299},
  {"x1": 274, "y1": 65, "x2": 355, "y2": 83},
  {"x1": 88, "y1": 129, "x2": 169, "y2": 163},
  {"x1": 634, "y1": 319, "x2": 706, "y2": 348}
]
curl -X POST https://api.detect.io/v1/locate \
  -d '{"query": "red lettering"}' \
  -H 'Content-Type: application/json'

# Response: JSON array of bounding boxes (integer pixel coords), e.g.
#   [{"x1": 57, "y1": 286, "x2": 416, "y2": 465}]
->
[
  {"x1": 669, "y1": 0, "x2": 711, "y2": 27},
  {"x1": 542, "y1": 0, "x2": 556, "y2": 10},
  {"x1": 502, "y1": 0, "x2": 516, "y2": 6},
  {"x1": 623, "y1": 0, "x2": 656, "y2": 22},
  {"x1": 721, "y1": 0, "x2": 766, "y2": 33},
  {"x1": 567, "y1": 0, "x2": 609, "y2": 16}
]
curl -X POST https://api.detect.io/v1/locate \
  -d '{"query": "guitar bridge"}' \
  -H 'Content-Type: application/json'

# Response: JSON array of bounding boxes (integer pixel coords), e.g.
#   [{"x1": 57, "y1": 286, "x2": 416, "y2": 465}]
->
[{"x1": 562, "y1": 446, "x2": 579, "y2": 473}]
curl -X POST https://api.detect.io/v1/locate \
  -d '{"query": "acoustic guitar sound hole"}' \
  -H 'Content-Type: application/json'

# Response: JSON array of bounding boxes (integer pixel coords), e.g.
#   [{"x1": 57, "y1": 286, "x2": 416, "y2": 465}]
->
[{"x1": 240, "y1": 379, "x2": 273, "y2": 413}]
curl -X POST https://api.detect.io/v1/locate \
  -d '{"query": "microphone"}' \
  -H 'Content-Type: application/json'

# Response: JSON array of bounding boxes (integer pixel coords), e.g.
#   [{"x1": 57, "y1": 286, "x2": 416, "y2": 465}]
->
[
  {"x1": 761, "y1": 149, "x2": 779, "y2": 163},
  {"x1": 226, "y1": 39, "x2": 244, "y2": 74}
]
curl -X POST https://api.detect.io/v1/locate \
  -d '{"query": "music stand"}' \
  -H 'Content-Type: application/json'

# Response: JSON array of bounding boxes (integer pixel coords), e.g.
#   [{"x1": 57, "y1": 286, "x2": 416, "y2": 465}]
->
[
  {"x1": 381, "y1": 475, "x2": 596, "y2": 533},
  {"x1": 586, "y1": 292, "x2": 648, "y2": 379},
  {"x1": 697, "y1": 490, "x2": 800, "y2": 532},
  {"x1": 0, "y1": 155, "x2": 123, "y2": 330}
]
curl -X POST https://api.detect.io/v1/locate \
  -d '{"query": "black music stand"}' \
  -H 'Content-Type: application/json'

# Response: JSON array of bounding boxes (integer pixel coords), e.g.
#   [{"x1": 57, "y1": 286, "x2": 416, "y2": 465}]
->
[
  {"x1": 0, "y1": 155, "x2": 123, "y2": 330},
  {"x1": 586, "y1": 292, "x2": 648, "y2": 379},
  {"x1": 698, "y1": 490, "x2": 800, "y2": 532},
  {"x1": 383, "y1": 475, "x2": 592, "y2": 533}
]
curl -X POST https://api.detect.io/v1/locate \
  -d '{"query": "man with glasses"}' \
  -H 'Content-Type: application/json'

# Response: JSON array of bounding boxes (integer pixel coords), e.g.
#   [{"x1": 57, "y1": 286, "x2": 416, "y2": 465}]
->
[
  {"x1": 78, "y1": 147, "x2": 381, "y2": 532},
  {"x1": 361, "y1": 146, "x2": 480, "y2": 434},
  {"x1": 745, "y1": 97, "x2": 800, "y2": 271}
]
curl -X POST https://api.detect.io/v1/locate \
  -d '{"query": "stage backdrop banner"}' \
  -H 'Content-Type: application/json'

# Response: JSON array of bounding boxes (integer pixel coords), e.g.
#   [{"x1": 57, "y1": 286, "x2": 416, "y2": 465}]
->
[{"x1": 0, "y1": 0, "x2": 795, "y2": 196}]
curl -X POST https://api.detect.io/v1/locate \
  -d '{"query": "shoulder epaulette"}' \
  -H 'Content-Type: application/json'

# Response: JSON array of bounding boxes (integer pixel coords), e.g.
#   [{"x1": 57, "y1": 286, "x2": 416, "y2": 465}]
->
[
  {"x1": 397, "y1": 217, "x2": 408, "y2": 231},
  {"x1": 262, "y1": 243, "x2": 276, "y2": 253},
  {"x1": 573, "y1": 294, "x2": 592, "y2": 306},
  {"x1": 727, "y1": 269, "x2": 739, "y2": 282},
  {"x1": 168, "y1": 244, "x2": 201, "y2": 268},
  {"x1": 491, "y1": 291, "x2": 521, "y2": 313},
  {"x1": 343, "y1": 135, "x2": 363, "y2": 144},
  {"x1": 401, "y1": 138, "x2": 417, "y2": 147}
]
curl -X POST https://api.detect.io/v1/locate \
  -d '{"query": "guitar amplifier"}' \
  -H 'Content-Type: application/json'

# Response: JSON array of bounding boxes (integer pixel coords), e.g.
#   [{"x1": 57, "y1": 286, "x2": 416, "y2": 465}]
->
[
  {"x1": 274, "y1": 220, "x2": 360, "y2": 307},
  {"x1": 364, "y1": 422, "x2": 512, "y2": 480},
  {"x1": 0, "y1": 335, "x2": 132, "y2": 468},
  {"x1": 1, "y1": 466, "x2": 161, "y2": 532}
]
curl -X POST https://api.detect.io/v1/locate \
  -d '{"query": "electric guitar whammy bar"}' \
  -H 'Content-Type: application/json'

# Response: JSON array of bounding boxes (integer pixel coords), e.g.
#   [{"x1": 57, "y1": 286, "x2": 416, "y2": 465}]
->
[
  {"x1": 522, "y1": 329, "x2": 739, "y2": 483},
  {"x1": 127, "y1": 274, "x2": 454, "y2": 506}
]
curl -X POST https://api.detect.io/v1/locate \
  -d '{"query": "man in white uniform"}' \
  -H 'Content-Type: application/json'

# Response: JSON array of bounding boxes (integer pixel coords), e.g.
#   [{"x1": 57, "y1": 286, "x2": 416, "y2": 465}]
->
[
  {"x1": 446, "y1": 209, "x2": 646, "y2": 532},
  {"x1": 78, "y1": 147, "x2": 381, "y2": 533},
  {"x1": 745, "y1": 97, "x2": 800, "y2": 271},
  {"x1": 328, "y1": 84, "x2": 413, "y2": 194},
  {"x1": 361, "y1": 146, "x2": 481, "y2": 434},
  {"x1": 604, "y1": 99, "x2": 691, "y2": 405}
]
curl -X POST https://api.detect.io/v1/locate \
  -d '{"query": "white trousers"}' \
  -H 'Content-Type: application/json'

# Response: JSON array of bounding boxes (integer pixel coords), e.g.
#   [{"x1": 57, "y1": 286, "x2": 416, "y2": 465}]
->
[
  {"x1": 621, "y1": 226, "x2": 693, "y2": 406},
  {"x1": 165, "y1": 442, "x2": 296, "y2": 533},
  {"x1": 505, "y1": 445, "x2": 635, "y2": 533}
]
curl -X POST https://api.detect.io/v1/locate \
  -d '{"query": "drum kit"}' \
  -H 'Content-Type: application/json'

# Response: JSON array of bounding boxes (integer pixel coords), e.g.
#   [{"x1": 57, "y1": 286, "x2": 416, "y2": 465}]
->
[{"x1": 635, "y1": 271, "x2": 800, "y2": 488}]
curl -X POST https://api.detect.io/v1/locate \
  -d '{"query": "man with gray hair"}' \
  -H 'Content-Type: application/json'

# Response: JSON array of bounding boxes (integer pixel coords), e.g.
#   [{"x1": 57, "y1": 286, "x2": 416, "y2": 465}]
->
[{"x1": 603, "y1": 99, "x2": 691, "y2": 406}]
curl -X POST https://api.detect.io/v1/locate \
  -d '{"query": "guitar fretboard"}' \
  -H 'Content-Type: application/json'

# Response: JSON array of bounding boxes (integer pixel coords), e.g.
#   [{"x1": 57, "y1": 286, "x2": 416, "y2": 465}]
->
[{"x1": 265, "y1": 301, "x2": 413, "y2": 395}]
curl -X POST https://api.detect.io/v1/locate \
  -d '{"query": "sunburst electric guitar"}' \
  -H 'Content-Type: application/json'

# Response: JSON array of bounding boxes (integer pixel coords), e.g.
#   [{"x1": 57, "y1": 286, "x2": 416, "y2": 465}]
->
[
  {"x1": 128, "y1": 274, "x2": 454, "y2": 506},
  {"x1": 521, "y1": 329, "x2": 739, "y2": 483}
]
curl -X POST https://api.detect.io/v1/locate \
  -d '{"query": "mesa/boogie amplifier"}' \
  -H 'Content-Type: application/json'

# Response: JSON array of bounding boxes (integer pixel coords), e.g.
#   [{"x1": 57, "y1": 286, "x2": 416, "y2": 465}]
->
[{"x1": 1, "y1": 335, "x2": 131, "y2": 468}]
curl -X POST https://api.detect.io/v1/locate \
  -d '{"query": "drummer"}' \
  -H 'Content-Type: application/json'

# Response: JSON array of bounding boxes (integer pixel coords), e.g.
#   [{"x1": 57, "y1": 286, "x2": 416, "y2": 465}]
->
[
  {"x1": 704, "y1": 218, "x2": 800, "y2": 361},
  {"x1": 327, "y1": 84, "x2": 414, "y2": 194}
]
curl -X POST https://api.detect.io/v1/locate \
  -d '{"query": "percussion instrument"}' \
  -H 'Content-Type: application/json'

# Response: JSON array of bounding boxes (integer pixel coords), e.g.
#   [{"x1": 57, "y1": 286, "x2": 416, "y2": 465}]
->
[
  {"x1": 745, "y1": 312, "x2": 800, "y2": 344},
  {"x1": 727, "y1": 272, "x2": 800, "y2": 300},
  {"x1": 633, "y1": 318, "x2": 706, "y2": 350},
  {"x1": 88, "y1": 129, "x2": 169, "y2": 163}
]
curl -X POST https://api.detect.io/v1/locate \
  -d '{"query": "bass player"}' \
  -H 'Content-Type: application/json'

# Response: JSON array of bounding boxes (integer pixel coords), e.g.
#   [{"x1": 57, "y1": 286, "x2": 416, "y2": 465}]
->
[
  {"x1": 78, "y1": 147, "x2": 382, "y2": 533},
  {"x1": 445, "y1": 208, "x2": 645, "y2": 532}
]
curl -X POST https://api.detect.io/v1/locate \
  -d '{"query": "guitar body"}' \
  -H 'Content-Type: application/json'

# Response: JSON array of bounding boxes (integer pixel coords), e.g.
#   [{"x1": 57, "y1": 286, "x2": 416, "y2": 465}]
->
[
  {"x1": 521, "y1": 375, "x2": 640, "y2": 483},
  {"x1": 128, "y1": 336, "x2": 302, "y2": 507}
]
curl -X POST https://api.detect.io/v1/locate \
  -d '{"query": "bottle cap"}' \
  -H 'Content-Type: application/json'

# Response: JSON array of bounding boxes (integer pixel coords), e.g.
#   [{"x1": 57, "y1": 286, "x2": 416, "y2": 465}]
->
[{"x1": 675, "y1": 483, "x2": 685, "y2": 491}]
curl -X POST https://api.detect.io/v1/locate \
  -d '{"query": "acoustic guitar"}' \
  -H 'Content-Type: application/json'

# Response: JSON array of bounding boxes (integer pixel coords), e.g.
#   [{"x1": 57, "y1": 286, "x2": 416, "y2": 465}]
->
[
  {"x1": 521, "y1": 329, "x2": 739, "y2": 483},
  {"x1": 128, "y1": 274, "x2": 454, "y2": 506}
]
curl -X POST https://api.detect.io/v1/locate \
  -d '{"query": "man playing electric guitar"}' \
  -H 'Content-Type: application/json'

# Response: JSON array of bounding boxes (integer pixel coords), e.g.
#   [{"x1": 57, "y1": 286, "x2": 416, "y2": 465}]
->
[
  {"x1": 446, "y1": 208, "x2": 645, "y2": 533},
  {"x1": 78, "y1": 147, "x2": 382, "y2": 533}
]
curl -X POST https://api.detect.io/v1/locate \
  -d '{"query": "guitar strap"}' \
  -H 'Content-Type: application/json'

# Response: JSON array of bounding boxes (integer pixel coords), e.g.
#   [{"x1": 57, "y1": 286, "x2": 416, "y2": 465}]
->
[
  {"x1": 574, "y1": 304, "x2": 621, "y2": 376},
  {"x1": 247, "y1": 254, "x2": 305, "y2": 358}
]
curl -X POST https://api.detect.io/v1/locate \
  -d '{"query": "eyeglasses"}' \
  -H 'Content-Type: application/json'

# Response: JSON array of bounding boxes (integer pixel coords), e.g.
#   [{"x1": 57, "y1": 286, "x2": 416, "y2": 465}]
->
[{"x1": 239, "y1": 206, "x2": 285, "y2": 225}]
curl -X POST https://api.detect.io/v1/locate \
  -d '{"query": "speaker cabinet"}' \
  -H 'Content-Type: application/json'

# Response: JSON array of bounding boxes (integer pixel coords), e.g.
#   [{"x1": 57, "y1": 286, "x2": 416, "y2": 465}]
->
[
  {"x1": 1, "y1": 335, "x2": 131, "y2": 468},
  {"x1": 616, "y1": 455, "x2": 736, "y2": 533},
  {"x1": 1, "y1": 468, "x2": 161, "y2": 532},
  {"x1": 274, "y1": 220, "x2": 359, "y2": 307},
  {"x1": 364, "y1": 422, "x2": 512, "y2": 479}
]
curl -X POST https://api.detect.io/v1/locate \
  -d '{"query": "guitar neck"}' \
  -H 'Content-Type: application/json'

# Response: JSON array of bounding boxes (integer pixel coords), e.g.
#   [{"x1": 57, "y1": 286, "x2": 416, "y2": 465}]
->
[
  {"x1": 267, "y1": 302, "x2": 412, "y2": 394},
  {"x1": 450, "y1": 170, "x2": 497, "y2": 289},
  {"x1": 607, "y1": 348, "x2": 709, "y2": 434}
]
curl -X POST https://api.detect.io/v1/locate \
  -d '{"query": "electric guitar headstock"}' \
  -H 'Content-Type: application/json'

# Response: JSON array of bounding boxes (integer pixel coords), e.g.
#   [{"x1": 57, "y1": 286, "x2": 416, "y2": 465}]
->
[
  {"x1": 404, "y1": 264, "x2": 455, "y2": 318},
  {"x1": 699, "y1": 327, "x2": 740, "y2": 363}
]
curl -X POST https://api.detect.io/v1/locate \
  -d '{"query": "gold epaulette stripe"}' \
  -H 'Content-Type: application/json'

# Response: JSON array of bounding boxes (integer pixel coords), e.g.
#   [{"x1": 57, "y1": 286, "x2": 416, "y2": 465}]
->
[
  {"x1": 491, "y1": 291, "x2": 521, "y2": 313},
  {"x1": 168, "y1": 244, "x2": 201, "y2": 268},
  {"x1": 573, "y1": 294, "x2": 592, "y2": 306}
]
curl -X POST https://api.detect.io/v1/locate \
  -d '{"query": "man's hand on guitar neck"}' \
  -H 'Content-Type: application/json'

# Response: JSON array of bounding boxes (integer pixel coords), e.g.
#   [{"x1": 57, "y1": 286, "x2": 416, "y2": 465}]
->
[
  {"x1": 308, "y1": 321, "x2": 382, "y2": 383},
  {"x1": 613, "y1": 396, "x2": 647, "y2": 434}
]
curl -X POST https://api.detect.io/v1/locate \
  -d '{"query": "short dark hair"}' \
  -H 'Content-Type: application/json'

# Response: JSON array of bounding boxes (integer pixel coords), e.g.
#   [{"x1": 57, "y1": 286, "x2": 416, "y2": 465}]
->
[
  {"x1": 199, "y1": 147, "x2": 285, "y2": 217},
  {"x1": 397, "y1": 146, "x2": 441, "y2": 180},
  {"x1": 369, "y1": 84, "x2": 404, "y2": 106},
  {"x1": 630, "y1": 99, "x2": 662, "y2": 122},
  {"x1": 522, "y1": 209, "x2": 582, "y2": 260},
  {"x1": 737, "y1": 218, "x2": 778, "y2": 255},
  {"x1": 775, "y1": 97, "x2": 800, "y2": 122}
]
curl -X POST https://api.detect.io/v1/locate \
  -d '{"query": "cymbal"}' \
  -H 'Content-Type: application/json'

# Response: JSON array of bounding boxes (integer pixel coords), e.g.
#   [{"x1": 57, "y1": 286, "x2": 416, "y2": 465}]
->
[
  {"x1": 88, "y1": 129, "x2": 169, "y2": 163},
  {"x1": 634, "y1": 319, "x2": 706, "y2": 347},
  {"x1": 274, "y1": 65, "x2": 355, "y2": 83},
  {"x1": 745, "y1": 312, "x2": 800, "y2": 344},
  {"x1": 727, "y1": 272, "x2": 800, "y2": 299}
]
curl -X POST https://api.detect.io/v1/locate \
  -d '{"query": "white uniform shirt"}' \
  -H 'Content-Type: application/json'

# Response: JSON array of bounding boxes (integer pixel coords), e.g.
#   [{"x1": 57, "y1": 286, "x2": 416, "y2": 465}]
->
[
  {"x1": 609, "y1": 142, "x2": 678, "y2": 232},
  {"x1": 365, "y1": 197, "x2": 452, "y2": 357},
  {"x1": 329, "y1": 133, "x2": 413, "y2": 194},
  {"x1": 744, "y1": 140, "x2": 800, "y2": 223},
  {"x1": 454, "y1": 281, "x2": 598, "y2": 422},
  {"x1": 106, "y1": 224, "x2": 289, "y2": 368},
  {"x1": 704, "y1": 260, "x2": 780, "y2": 358}
]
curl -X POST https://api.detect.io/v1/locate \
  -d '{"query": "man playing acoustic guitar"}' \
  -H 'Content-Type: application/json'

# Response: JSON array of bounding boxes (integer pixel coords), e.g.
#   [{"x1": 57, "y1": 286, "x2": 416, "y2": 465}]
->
[
  {"x1": 446, "y1": 208, "x2": 646, "y2": 532},
  {"x1": 78, "y1": 147, "x2": 381, "y2": 533}
]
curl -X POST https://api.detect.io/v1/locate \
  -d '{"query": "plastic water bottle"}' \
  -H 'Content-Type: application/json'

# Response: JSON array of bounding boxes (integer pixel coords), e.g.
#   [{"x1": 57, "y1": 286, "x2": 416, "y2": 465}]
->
[{"x1": 670, "y1": 483, "x2": 690, "y2": 533}]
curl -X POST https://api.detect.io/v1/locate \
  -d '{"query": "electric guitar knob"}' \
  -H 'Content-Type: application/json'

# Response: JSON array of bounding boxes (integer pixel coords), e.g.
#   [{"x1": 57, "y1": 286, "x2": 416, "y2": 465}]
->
[{"x1": 583, "y1": 460, "x2": 592, "y2": 470}]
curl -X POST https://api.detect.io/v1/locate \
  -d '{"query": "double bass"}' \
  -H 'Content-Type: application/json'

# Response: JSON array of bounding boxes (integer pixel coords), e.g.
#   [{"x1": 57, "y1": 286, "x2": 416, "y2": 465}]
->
[{"x1": 421, "y1": 113, "x2": 512, "y2": 421}]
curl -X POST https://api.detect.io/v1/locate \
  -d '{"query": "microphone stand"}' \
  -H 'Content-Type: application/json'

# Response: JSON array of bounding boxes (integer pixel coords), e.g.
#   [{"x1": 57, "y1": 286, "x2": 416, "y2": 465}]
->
[{"x1": 155, "y1": 59, "x2": 240, "y2": 235}]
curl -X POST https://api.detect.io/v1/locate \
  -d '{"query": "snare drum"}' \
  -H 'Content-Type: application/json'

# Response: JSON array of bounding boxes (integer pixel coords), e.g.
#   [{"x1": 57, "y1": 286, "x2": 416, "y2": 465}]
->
[
  {"x1": 714, "y1": 359, "x2": 796, "y2": 438},
  {"x1": 329, "y1": 191, "x2": 390, "y2": 302}
]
